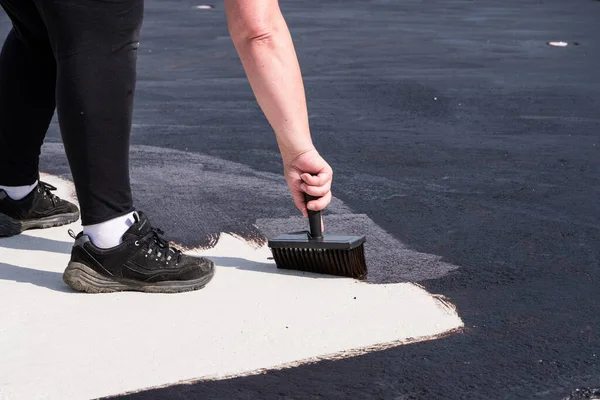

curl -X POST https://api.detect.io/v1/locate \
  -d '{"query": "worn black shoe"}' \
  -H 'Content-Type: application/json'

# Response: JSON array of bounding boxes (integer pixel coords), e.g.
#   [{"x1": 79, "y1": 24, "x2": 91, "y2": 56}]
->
[
  {"x1": 63, "y1": 211, "x2": 215, "y2": 293},
  {"x1": 0, "y1": 181, "x2": 80, "y2": 237}
]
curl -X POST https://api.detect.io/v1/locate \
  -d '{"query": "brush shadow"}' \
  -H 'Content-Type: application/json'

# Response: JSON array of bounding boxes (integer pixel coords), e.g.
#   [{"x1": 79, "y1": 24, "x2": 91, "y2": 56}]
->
[
  {"x1": 0, "y1": 262, "x2": 73, "y2": 293},
  {"x1": 208, "y1": 256, "x2": 345, "y2": 280}
]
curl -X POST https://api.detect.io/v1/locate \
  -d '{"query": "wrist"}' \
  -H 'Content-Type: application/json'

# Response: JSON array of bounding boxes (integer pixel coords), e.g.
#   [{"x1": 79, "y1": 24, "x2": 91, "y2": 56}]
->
[{"x1": 280, "y1": 145, "x2": 316, "y2": 164}]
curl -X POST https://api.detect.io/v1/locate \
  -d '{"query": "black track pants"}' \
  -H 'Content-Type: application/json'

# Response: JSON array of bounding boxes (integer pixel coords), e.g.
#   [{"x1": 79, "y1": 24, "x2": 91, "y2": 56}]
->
[{"x1": 0, "y1": 0, "x2": 143, "y2": 225}]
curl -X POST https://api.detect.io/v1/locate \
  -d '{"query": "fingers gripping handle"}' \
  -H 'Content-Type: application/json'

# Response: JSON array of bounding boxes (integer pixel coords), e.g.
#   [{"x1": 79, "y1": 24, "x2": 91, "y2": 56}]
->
[{"x1": 305, "y1": 193, "x2": 323, "y2": 239}]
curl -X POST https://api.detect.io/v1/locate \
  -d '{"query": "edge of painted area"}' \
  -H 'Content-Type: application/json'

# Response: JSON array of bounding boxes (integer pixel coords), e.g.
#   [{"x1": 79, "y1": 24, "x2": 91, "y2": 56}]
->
[{"x1": 105, "y1": 327, "x2": 464, "y2": 398}]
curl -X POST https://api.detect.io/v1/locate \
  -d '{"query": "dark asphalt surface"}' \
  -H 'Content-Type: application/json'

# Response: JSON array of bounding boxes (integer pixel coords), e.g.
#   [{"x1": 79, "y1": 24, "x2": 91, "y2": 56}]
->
[{"x1": 2, "y1": 0, "x2": 600, "y2": 398}]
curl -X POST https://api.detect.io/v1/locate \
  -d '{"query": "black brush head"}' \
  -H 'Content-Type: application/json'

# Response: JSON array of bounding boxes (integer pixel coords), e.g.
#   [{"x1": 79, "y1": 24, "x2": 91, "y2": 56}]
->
[
  {"x1": 269, "y1": 192, "x2": 368, "y2": 279},
  {"x1": 268, "y1": 232, "x2": 367, "y2": 279}
]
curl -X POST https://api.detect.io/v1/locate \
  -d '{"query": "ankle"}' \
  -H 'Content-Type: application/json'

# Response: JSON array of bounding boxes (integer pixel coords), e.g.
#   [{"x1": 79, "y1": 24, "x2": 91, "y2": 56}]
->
[
  {"x1": 83, "y1": 212, "x2": 136, "y2": 249},
  {"x1": 0, "y1": 181, "x2": 38, "y2": 201}
]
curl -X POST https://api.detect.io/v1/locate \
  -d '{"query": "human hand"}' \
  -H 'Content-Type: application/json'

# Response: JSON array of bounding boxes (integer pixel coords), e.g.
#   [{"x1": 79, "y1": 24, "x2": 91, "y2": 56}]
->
[{"x1": 283, "y1": 149, "x2": 333, "y2": 218}]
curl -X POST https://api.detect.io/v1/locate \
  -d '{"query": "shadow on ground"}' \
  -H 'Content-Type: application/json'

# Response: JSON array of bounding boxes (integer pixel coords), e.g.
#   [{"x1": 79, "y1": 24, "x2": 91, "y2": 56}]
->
[{"x1": 0, "y1": 262, "x2": 71, "y2": 293}]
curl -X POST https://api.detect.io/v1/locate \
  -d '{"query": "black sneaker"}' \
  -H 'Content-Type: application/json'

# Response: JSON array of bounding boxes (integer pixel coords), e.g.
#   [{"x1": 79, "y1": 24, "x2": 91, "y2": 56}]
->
[
  {"x1": 63, "y1": 211, "x2": 215, "y2": 293},
  {"x1": 0, "y1": 181, "x2": 80, "y2": 237}
]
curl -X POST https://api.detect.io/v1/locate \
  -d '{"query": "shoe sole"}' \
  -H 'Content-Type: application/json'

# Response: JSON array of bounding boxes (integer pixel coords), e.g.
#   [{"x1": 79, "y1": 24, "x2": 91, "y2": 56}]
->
[
  {"x1": 0, "y1": 212, "x2": 80, "y2": 237},
  {"x1": 62, "y1": 261, "x2": 215, "y2": 294}
]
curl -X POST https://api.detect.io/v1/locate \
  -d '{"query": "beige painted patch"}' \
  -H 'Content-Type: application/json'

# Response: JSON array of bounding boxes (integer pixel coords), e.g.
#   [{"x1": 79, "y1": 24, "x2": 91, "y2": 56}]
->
[{"x1": 0, "y1": 174, "x2": 463, "y2": 400}]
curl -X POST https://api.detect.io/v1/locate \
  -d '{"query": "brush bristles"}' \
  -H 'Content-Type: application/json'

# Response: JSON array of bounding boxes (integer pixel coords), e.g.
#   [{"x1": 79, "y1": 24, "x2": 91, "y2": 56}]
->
[{"x1": 271, "y1": 244, "x2": 367, "y2": 280}]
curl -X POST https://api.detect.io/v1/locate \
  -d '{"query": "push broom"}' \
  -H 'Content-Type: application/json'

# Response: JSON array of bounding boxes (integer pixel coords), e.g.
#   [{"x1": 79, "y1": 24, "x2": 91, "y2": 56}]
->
[{"x1": 268, "y1": 194, "x2": 368, "y2": 279}]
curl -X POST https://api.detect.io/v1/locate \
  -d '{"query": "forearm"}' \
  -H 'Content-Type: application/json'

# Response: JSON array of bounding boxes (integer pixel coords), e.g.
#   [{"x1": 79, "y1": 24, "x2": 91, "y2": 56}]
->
[{"x1": 228, "y1": 6, "x2": 314, "y2": 161}]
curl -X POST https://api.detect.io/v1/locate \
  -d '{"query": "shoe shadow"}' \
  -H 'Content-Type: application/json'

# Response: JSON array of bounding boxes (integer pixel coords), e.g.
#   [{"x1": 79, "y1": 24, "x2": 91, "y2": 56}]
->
[
  {"x1": 0, "y1": 262, "x2": 73, "y2": 293},
  {"x1": 207, "y1": 256, "x2": 344, "y2": 280},
  {"x1": 0, "y1": 235, "x2": 74, "y2": 292},
  {"x1": 0, "y1": 234, "x2": 72, "y2": 254}
]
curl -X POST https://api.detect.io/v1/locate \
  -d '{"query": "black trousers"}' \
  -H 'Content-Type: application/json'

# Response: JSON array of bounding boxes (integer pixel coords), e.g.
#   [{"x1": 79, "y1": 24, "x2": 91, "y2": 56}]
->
[{"x1": 0, "y1": 0, "x2": 143, "y2": 225}]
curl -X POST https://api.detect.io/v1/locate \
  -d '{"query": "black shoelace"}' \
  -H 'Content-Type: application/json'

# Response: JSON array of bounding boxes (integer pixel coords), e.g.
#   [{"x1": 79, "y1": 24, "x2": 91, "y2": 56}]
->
[
  {"x1": 142, "y1": 227, "x2": 183, "y2": 264},
  {"x1": 40, "y1": 181, "x2": 60, "y2": 207}
]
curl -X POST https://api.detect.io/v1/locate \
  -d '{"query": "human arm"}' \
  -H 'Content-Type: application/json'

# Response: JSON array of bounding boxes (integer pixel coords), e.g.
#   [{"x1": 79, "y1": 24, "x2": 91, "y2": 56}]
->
[{"x1": 224, "y1": 0, "x2": 333, "y2": 216}]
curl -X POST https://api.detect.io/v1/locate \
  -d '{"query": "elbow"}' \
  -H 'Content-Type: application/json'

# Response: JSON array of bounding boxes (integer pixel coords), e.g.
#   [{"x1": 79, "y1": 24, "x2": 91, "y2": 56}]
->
[
  {"x1": 226, "y1": 2, "x2": 285, "y2": 47},
  {"x1": 244, "y1": 29, "x2": 275, "y2": 45},
  {"x1": 230, "y1": 25, "x2": 276, "y2": 47}
]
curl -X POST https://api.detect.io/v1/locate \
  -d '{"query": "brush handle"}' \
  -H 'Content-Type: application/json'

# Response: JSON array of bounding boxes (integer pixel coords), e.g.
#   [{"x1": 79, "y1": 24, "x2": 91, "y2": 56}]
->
[{"x1": 305, "y1": 193, "x2": 323, "y2": 239}]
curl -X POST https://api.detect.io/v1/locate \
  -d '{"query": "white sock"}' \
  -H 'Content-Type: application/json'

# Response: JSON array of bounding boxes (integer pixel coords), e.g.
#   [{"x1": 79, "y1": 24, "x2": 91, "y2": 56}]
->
[
  {"x1": 0, "y1": 181, "x2": 38, "y2": 201},
  {"x1": 83, "y1": 211, "x2": 136, "y2": 249}
]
